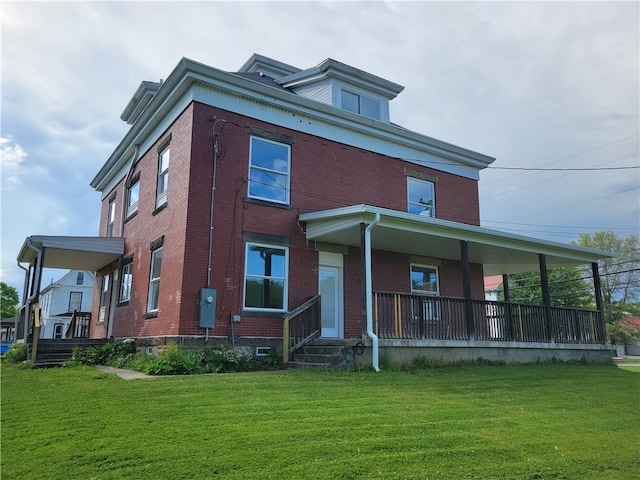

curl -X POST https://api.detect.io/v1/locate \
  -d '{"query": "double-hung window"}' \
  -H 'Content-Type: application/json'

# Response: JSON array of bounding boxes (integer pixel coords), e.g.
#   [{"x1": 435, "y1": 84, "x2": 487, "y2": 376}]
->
[
  {"x1": 99, "y1": 274, "x2": 110, "y2": 323},
  {"x1": 69, "y1": 292, "x2": 83, "y2": 312},
  {"x1": 147, "y1": 248, "x2": 162, "y2": 312},
  {"x1": 156, "y1": 147, "x2": 169, "y2": 208},
  {"x1": 410, "y1": 264, "x2": 440, "y2": 321},
  {"x1": 127, "y1": 176, "x2": 140, "y2": 218},
  {"x1": 408, "y1": 177, "x2": 435, "y2": 217},
  {"x1": 107, "y1": 200, "x2": 116, "y2": 236},
  {"x1": 248, "y1": 137, "x2": 290, "y2": 205},
  {"x1": 244, "y1": 243, "x2": 288, "y2": 311},
  {"x1": 341, "y1": 89, "x2": 380, "y2": 120},
  {"x1": 119, "y1": 262, "x2": 133, "y2": 303}
]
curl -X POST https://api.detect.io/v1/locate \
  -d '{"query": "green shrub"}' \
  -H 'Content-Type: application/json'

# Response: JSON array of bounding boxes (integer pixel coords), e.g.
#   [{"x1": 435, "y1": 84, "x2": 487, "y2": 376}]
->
[
  {"x1": 145, "y1": 345, "x2": 201, "y2": 375},
  {"x1": 69, "y1": 341, "x2": 137, "y2": 367},
  {"x1": 1, "y1": 343, "x2": 27, "y2": 363}
]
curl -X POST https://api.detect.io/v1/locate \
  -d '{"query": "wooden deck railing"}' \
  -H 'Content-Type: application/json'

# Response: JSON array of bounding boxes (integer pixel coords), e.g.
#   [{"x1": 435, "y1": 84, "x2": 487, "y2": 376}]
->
[
  {"x1": 66, "y1": 311, "x2": 91, "y2": 339},
  {"x1": 283, "y1": 295, "x2": 321, "y2": 363},
  {"x1": 373, "y1": 292, "x2": 606, "y2": 344}
]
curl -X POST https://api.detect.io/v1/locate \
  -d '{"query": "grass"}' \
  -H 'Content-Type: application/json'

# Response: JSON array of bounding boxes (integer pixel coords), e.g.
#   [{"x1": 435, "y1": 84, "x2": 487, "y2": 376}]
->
[{"x1": 2, "y1": 363, "x2": 639, "y2": 479}]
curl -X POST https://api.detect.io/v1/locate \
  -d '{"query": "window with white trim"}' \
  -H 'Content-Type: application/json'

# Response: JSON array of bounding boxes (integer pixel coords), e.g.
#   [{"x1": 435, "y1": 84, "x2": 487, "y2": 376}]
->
[
  {"x1": 248, "y1": 137, "x2": 290, "y2": 205},
  {"x1": 156, "y1": 147, "x2": 169, "y2": 208},
  {"x1": 127, "y1": 178, "x2": 140, "y2": 217},
  {"x1": 120, "y1": 263, "x2": 133, "y2": 303},
  {"x1": 411, "y1": 264, "x2": 439, "y2": 295},
  {"x1": 107, "y1": 200, "x2": 116, "y2": 237},
  {"x1": 341, "y1": 89, "x2": 380, "y2": 120},
  {"x1": 408, "y1": 177, "x2": 435, "y2": 217},
  {"x1": 243, "y1": 243, "x2": 288, "y2": 311},
  {"x1": 147, "y1": 248, "x2": 162, "y2": 312},
  {"x1": 411, "y1": 264, "x2": 440, "y2": 321},
  {"x1": 99, "y1": 274, "x2": 110, "y2": 323},
  {"x1": 69, "y1": 292, "x2": 83, "y2": 312}
]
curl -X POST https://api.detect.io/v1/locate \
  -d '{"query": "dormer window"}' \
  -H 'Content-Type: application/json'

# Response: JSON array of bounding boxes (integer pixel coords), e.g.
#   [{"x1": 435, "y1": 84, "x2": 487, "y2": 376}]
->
[{"x1": 341, "y1": 89, "x2": 380, "y2": 120}]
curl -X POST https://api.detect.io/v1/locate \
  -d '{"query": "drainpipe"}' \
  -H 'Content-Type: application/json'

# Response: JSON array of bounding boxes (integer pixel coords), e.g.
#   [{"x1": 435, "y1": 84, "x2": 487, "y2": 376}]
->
[
  {"x1": 364, "y1": 213, "x2": 381, "y2": 372},
  {"x1": 19, "y1": 240, "x2": 43, "y2": 343},
  {"x1": 16, "y1": 262, "x2": 29, "y2": 342}
]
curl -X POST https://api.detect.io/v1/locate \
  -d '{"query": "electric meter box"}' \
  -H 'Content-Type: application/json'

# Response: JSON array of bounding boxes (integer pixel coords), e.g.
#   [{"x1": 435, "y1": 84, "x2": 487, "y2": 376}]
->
[{"x1": 199, "y1": 288, "x2": 217, "y2": 328}]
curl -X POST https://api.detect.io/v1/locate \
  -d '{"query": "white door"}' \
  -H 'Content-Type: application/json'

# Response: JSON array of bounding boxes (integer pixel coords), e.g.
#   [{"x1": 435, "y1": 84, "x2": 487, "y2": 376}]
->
[{"x1": 318, "y1": 252, "x2": 344, "y2": 338}]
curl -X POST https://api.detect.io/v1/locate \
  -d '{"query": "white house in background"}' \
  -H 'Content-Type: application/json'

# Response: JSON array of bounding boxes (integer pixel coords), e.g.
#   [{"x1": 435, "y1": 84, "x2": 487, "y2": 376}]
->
[{"x1": 39, "y1": 270, "x2": 94, "y2": 339}]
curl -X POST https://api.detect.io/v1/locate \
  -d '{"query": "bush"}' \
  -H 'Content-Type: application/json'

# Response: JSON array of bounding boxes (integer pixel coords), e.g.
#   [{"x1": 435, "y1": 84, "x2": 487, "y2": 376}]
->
[
  {"x1": 1, "y1": 343, "x2": 27, "y2": 363},
  {"x1": 66, "y1": 342, "x2": 284, "y2": 375}
]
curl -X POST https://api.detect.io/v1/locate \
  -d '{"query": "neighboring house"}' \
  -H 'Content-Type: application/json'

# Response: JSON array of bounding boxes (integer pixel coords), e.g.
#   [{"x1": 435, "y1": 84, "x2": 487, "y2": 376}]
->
[
  {"x1": 484, "y1": 275, "x2": 503, "y2": 302},
  {"x1": 38, "y1": 270, "x2": 94, "y2": 339},
  {"x1": 619, "y1": 317, "x2": 640, "y2": 356},
  {"x1": 17, "y1": 54, "x2": 615, "y2": 367}
]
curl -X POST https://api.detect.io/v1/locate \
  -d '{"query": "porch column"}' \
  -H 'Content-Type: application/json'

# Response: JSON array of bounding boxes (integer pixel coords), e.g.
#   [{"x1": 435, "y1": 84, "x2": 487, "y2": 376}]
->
[
  {"x1": 502, "y1": 273, "x2": 514, "y2": 340},
  {"x1": 592, "y1": 262, "x2": 607, "y2": 343},
  {"x1": 460, "y1": 240, "x2": 474, "y2": 340},
  {"x1": 538, "y1": 254, "x2": 554, "y2": 342}
]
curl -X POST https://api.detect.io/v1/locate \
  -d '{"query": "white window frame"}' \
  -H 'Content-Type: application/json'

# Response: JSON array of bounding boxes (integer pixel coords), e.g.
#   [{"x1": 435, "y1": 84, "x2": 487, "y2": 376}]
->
[
  {"x1": 340, "y1": 88, "x2": 380, "y2": 120},
  {"x1": 156, "y1": 147, "x2": 169, "y2": 208},
  {"x1": 98, "y1": 274, "x2": 110, "y2": 323},
  {"x1": 407, "y1": 177, "x2": 435, "y2": 217},
  {"x1": 69, "y1": 292, "x2": 83, "y2": 312},
  {"x1": 127, "y1": 179, "x2": 140, "y2": 217},
  {"x1": 107, "y1": 200, "x2": 116, "y2": 237},
  {"x1": 147, "y1": 248, "x2": 162, "y2": 312},
  {"x1": 410, "y1": 264, "x2": 440, "y2": 321},
  {"x1": 119, "y1": 263, "x2": 133, "y2": 303},
  {"x1": 243, "y1": 242, "x2": 289, "y2": 312},
  {"x1": 410, "y1": 263, "x2": 440, "y2": 296},
  {"x1": 248, "y1": 137, "x2": 291, "y2": 205}
]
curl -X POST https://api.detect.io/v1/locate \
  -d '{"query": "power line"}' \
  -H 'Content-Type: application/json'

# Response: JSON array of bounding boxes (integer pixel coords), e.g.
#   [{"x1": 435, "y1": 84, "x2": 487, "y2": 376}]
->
[
  {"x1": 481, "y1": 133, "x2": 640, "y2": 187},
  {"x1": 488, "y1": 165, "x2": 638, "y2": 171}
]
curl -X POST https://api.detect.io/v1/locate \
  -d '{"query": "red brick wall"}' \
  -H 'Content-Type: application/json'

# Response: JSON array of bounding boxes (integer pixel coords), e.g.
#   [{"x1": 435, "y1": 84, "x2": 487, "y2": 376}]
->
[{"x1": 94, "y1": 100, "x2": 485, "y2": 340}]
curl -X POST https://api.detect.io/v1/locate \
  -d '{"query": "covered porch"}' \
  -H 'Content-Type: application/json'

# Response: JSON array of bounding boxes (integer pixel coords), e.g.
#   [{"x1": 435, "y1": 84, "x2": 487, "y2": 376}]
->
[
  {"x1": 16, "y1": 235, "x2": 124, "y2": 363},
  {"x1": 299, "y1": 205, "x2": 616, "y2": 368}
]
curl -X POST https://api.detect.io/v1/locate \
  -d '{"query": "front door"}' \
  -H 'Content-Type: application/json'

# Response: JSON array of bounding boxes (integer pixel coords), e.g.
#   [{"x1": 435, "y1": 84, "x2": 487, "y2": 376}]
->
[{"x1": 318, "y1": 252, "x2": 344, "y2": 338}]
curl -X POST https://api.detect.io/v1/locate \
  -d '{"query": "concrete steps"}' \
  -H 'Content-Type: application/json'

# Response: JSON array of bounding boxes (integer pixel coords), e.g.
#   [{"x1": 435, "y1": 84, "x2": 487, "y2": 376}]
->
[{"x1": 287, "y1": 339, "x2": 357, "y2": 369}]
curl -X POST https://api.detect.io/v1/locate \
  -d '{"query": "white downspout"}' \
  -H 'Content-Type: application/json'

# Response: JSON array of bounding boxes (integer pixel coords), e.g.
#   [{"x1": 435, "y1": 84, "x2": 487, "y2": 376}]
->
[
  {"x1": 365, "y1": 213, "x2": 381, "y2": 372},
  {"x1": 19, "y1": 240, "x2": 43, "y2": 343}
]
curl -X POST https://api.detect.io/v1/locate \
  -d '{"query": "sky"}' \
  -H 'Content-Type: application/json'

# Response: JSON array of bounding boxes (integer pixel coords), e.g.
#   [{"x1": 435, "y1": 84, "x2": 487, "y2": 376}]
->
[{"x1": 1, "y1": 1, "x2": 639, "y2": 298}]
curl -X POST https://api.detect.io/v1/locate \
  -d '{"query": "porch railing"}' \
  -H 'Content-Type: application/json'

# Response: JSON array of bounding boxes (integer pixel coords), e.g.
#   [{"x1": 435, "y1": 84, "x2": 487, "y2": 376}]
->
[
  {"x1": 66, "y1": 311, "x2": 91, "y2": 339},
  {"x1": 283, "y1": 295, "x2": 321, "y2": 362},
  {"x1": 373, "y1": 292, "x2": 606, "y2": 344}
]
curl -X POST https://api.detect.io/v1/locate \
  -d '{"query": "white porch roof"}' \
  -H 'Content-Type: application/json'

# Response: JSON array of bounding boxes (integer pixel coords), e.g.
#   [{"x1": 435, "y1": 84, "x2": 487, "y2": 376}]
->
[
  {"x1": 17, "y1": 236, "x2": 124, "y2": 271},
  {"x1": 299, "y1": 205, "x2": 615, "y2": 276}
]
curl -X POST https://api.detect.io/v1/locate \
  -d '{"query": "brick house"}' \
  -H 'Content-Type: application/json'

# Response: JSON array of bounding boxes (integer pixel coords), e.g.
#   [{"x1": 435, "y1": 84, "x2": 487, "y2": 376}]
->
[{"x1": 18, "y1": 54, "x2": 615, "y2": 367}]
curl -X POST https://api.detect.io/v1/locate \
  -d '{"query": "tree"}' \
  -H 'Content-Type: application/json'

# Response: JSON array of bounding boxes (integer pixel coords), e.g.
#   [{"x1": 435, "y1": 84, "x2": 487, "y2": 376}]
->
[
  {"x1": 573, "y1": 231, "x2": 640, "y2": 323},
  {"x1": 507, "y1": 265, "x2": 593, "y2": 309},
  {"x1": 1, "y1": 282, "x2": 19, "y2": 319}
]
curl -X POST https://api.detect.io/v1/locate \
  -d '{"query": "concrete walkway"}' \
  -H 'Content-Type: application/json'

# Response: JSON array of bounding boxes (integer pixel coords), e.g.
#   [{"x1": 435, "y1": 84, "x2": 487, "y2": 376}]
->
[{"x1": 95, "y1": 365, "x2": 154, "y2": 380}]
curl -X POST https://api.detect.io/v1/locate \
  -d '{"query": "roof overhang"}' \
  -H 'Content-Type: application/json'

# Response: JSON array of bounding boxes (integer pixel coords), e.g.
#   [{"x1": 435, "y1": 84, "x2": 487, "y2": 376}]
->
[
  {"x1": 17, "y1": 236, "x2": 125, "y2": 271},
  {"x1": 299, "y1": 205, "x2": 616, "y2": 276}
]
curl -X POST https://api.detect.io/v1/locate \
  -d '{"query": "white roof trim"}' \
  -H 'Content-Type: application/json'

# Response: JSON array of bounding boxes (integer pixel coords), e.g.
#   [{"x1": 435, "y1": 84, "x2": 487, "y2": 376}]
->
[{"x1": 300, "y1": 205, "x2": 615, "y2": 275}]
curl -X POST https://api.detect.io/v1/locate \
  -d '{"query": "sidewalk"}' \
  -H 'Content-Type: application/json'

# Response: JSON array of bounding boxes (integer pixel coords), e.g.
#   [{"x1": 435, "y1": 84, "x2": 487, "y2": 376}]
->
[{"x1": 96, "y1": 365, "x2": 154, "y2": 380}]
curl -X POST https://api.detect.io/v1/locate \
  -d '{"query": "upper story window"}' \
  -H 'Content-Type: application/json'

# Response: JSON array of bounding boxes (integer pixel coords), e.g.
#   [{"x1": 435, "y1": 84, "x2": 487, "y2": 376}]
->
[
  {"x1": 127, "y1": 176, "x2": 140, "y2": 218},
  {"x1": 341, "y1": 89, "x2": 380, "y2": 120},
  {"x1": 408, "y1": 177, "x2": 435, "y2": 217},
  {"x1": 243, "y1": 242, "x2": 288, "y2": 311},
  {"x1": 156, "y1": 147, "x2": 169, "y2": 208},
  {"x1": 76, "y1": 272, "x2": 84, "y2": 285},
  {"x1": 248, "y1": 137, "x2": 291, "y2": 205},
  {"x1": 106, "y1": 200, "x2": 116, "y2": 237}
]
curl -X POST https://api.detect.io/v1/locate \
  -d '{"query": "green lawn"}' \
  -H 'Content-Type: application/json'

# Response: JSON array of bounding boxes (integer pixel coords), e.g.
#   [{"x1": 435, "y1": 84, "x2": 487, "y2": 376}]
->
[{"x1": 2, "y1": 363, "x2": 638, "y2": 479}]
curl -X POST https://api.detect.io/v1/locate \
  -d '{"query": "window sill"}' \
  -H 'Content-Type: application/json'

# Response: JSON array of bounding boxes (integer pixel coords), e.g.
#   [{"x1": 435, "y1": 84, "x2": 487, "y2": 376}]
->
[
  {"x1": 117, "y1": 301, "x2": 130, "y2": 307},
  {"x1": 143, "y1": 311, "x2": 159, "y2": 320},
  {"x1": 152, "y1": 202, "x2": 167, "y2": 216},
  {"x1": 240, "y1": 310, "x2": 286, "y2": 318},
  {"x1": 243, "y1": 197, "x2": 292, "y2": 210},
  {"x1": 124, "y1": 210, "x2": 138, "y2": 224}
]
